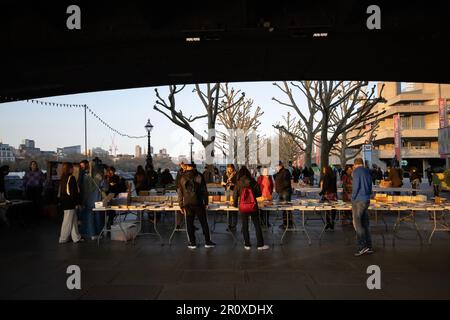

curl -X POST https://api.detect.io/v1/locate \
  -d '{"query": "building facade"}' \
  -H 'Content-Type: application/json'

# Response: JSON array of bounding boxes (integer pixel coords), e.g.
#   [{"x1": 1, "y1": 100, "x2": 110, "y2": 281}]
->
[
  {"x1": 18, "y1": 139, "x2": 41, "y2": 155},
  {"x1": 135, "y1": 145, "x2": 142, "y2": 158},
  {"x1": 57, "y1": 145, "x2": 81, "y2": 158},
  {"x1": 91, "y1": 147, "x2": 109, "y2": 158},
  {"x1": 0, "y1": 143, "x2": 15, "y2": 163},
  {"x1": 351, "y1": 82, "x2": 450, "y2": 175}
]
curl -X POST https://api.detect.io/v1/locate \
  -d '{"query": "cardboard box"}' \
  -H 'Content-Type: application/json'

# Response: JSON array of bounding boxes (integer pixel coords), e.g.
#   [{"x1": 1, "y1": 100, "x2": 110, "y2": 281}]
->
[{"x1": 110, "y1": 222, "x2": 138, "y2": 242}]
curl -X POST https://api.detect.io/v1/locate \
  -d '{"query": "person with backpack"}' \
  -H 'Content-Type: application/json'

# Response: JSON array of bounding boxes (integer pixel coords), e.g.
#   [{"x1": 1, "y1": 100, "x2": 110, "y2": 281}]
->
[
  {"x1": 233, "y1": 166, "x2": 269, "y2": 251},
  {"x1": 177, "y1": 162, "x2": 216, "y2": 249}
]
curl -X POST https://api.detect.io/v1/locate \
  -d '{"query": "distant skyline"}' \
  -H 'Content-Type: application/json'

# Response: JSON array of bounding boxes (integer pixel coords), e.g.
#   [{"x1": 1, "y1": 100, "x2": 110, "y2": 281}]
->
[{"x1": 0, "y1": 82, "x2": 308, "y2": 159}]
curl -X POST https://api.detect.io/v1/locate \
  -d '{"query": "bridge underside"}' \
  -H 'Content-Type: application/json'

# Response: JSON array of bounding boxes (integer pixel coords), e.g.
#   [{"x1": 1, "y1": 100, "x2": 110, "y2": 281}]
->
[{"x1": 1, "y1": 0, "x2": 449, "y2": 101}]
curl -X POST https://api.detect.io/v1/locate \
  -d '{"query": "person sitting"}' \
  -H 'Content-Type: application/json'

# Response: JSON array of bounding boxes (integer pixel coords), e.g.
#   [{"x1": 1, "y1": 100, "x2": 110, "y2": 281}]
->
[{"x1": 233, "y1": 166, "x2": 269, "y2": 251}]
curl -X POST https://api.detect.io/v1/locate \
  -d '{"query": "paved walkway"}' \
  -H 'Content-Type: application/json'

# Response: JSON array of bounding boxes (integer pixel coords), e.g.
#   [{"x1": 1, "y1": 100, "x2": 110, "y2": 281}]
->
[{"x1": 1, "y1": 205, "x2": 450, "y2": 300}]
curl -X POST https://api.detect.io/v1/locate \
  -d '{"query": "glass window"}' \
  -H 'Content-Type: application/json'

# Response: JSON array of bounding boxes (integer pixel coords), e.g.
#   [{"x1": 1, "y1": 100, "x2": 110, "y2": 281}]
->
[
  {"x1": 400, "y1": 82, "x2": 417, "y2": 93},
  {"x1": 411, "y1": 115, "x2": 425, "y2": 129},
  {"x1": 401, "y1": 115, "x2": 425, "y2": 129}
]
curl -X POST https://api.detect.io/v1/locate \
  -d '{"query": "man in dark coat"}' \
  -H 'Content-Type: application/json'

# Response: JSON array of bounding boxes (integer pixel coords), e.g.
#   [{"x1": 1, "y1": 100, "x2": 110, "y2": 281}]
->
[
  {"x1": 274, "y1": 161, "x2": 293, "y2": 228},
  {"x1": 177, "y1": 163, "x2": 215, "y2": 249}
]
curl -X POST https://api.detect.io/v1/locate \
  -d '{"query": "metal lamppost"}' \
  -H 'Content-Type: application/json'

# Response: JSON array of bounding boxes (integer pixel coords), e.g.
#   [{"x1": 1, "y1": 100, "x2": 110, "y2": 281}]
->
[
  {"x1": 145, "y1": 119, "x2": 154, "y2": 170},
  {"x1": 189, "y1": 139, "x2": 194, "y2": 163}
]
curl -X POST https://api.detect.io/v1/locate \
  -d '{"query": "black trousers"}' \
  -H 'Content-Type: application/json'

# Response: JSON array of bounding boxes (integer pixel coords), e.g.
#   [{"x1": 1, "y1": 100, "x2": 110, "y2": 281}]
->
[
  {"x1": 26, "y1": 187, "x2": 43, "y2": 220},
  {"x1": 279, "y1": 191, "x2": 292, "y2": 225},
  {"x1": 228, "y1": 212, "x2": 238, "y2": 227},
  {"x1": 241, "y1": 211, "x2": 264, "y2": 247},
  {"x1": 106, "y1": 210, "x2": 116, "y2": 229},
  {"x1": 260, "y1": 210, "x2": 270, "y2": 227},
  {"x1": 185, "y1": 206, "x2": 211, "y2": 245},
  {"x1": 326, "y1": 210, "x2": 337, "y2": 225}
]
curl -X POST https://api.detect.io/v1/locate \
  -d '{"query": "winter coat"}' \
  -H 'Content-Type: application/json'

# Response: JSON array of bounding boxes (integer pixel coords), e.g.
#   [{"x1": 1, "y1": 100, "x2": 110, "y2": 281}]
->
[
  {"x1": 233, "y1": 176, "x2": 262, "y2": 210},
  {"x1": 257, "y1": 175, "x2": 274, "y2": 200}
]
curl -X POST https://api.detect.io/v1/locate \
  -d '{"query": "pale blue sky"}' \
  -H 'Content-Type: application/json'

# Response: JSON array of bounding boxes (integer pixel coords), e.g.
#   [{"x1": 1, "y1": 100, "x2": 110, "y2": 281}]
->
[{"x1": 0, "y1": 81, "x2": 308, "y2": 158}]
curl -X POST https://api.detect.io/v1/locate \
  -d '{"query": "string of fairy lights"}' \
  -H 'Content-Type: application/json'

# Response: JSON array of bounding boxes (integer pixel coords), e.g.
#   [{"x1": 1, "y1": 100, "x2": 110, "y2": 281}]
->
[{"x1": 0, "y1": 95, "x2": 147, "y2": 139}]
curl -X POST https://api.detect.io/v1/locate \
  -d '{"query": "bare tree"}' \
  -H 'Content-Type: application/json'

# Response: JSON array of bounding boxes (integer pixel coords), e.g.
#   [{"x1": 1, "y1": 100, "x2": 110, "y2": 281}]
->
[
  {"x1": 272, "y1": 81, "x2": 321, "y2": 167},
  {"x1": 297, "y1": 81, "x2": 386, "y2": 169},
  {"x1": 217, "y1": 83, "x2": 264, "y2": 165},
  {"x1": 276, "y1": 112, "x2": 303, "y2": 165},
  {"x1": 330, "y1": 123, "x2": 380, "y2": 168},
  {"x1": 153, "y1": 84, "x2": 244, "y2": 164},
  {"x1": 328, "y1": 82, "x2": 382, "y2": 168}
]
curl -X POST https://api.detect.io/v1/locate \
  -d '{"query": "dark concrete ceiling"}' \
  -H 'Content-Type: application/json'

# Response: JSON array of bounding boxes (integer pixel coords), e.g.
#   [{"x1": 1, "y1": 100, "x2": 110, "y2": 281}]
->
[{"x1": 1, "y1": 0, "x2": 449, "y2": 101}]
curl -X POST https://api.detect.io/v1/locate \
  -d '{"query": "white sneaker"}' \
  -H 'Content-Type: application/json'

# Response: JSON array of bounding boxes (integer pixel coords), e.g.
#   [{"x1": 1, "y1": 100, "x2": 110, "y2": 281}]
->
[
  {"x1": 257, "y1": 245, "x2": 270, "y2": 251},
  {"x1": 188, "y1": 245, "x2": 197, "y2": 250},
  {"x1": 244, "y1": 246, "x2": 251, "y2": 250},
  {"x1": 204, "y1": 242, "x2": 216, "y2": 248}
]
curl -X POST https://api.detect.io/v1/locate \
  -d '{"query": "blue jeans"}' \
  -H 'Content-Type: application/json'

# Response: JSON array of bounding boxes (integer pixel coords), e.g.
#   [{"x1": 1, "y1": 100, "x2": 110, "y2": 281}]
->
[
  {"x1": 80, "y1": 206, "x2": 105, "y2": 237},
  {"x1": 352, "y1": 200, "x2": 372, "y2": 250}
]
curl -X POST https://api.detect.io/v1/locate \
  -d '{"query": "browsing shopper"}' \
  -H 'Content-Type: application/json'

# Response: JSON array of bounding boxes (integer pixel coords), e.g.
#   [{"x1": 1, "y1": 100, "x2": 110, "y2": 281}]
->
[
  {"x1": 351, "y1": 158, "x2": 374, "y2": 257},
  {"x1": 58, "y1": 162, "x2": 83, "y2": 244},
  {"x1": 233, "y1": 166, "x2": 269, "y2": 251},
  {"x1": 177, "y1": 162, "x2": 215, "y2": 249}
]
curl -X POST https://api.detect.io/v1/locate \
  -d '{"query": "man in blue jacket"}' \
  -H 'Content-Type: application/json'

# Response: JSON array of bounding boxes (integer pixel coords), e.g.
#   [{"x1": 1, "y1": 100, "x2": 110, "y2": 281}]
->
[{"x1": 352, "y1": 158, "x2": 374, "y2": 256}]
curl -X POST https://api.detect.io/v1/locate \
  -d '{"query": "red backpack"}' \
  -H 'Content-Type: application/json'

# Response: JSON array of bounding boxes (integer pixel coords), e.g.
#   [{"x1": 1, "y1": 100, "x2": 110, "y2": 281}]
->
[{"x1": 239, "y1": 187, "x2": 257, "y2": 214}]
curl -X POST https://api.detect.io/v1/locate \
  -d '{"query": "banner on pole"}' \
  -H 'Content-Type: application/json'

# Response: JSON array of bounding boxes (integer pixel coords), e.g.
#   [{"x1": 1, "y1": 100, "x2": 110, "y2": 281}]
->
[{"x1": 393, "y1": 114, "x2": 401, "y2": 162}]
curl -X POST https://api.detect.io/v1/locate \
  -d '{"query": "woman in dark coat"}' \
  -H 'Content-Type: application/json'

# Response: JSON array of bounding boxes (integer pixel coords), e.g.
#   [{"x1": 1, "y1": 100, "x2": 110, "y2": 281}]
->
[
  {"x1": 134, "y1": 165, "x2": 149, "y2": 195},
  {"x1": 233, "y1": 166, "x2": 269, "y2": 251},
  {"x1": 58, "y1": 162, "x2": 83, "y2": 244},
  {"x1": 320, "y1": 166, "x2": 338, "y2": 230}
]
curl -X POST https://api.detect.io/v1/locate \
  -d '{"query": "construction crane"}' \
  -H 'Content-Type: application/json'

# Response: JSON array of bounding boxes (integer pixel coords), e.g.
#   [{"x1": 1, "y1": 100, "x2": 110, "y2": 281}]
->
[{"x1": 109, "y1": 134, "x2": 118, "y2": 157}]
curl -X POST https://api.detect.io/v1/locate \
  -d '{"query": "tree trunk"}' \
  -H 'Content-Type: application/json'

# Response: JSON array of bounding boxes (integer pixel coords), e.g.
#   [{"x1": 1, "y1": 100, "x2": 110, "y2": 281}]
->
[
  {"x1": 304, "y1": 133, "x2": 313, "y2": 168},
  {"x1": 320, "y1": 113, "x2": 330, "y2": 170},
  {"x1": 320, "y1": 141, "x2": 330, "y2": 170}
]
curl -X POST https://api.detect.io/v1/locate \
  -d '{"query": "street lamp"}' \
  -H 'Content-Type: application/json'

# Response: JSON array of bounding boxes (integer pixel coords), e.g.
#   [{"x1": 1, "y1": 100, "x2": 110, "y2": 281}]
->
[
  {"x1": 145, "y1": 119, "x2": 154, "y2": 170},
  {"x1": 189, "y1": 139, "x2": 194, "y2": 163}
]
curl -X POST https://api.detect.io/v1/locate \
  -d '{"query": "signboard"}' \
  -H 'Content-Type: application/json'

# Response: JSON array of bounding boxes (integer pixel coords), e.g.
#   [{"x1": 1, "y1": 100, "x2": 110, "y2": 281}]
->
[
  {"x1": 393, "y1": 114, "x2": 401, "y2": 162},
  {"x1": 439, "y1": 98, "x2": 447, "y2": 129},
  {"x1": 439, "y1": 127, "x2": 450, "y2": 155},
  {"x1": 439, "y1": 98, "x2": 448, "y2": 158},
  {"x1": 363, "y1": 144, "x2": 372, "y2": 167}
]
